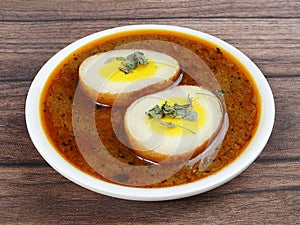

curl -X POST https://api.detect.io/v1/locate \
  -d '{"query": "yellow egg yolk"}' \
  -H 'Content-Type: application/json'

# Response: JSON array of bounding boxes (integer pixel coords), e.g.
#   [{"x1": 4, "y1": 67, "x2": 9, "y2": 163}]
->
[
  {"x1": 98, "y1": 59, "x2": 158, "y2": 82},
  {"x1": 148, "y1": 97, "x2": 208, "y2": 137}
]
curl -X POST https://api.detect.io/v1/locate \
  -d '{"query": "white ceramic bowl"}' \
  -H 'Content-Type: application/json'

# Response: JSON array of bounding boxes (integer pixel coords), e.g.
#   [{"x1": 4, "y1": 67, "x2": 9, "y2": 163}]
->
[{"x1": 25, "y1": 25, "x2": 275, "y2": 201}]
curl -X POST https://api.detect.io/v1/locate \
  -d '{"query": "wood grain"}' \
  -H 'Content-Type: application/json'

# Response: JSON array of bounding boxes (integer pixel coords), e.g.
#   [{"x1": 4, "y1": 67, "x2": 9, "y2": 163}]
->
[
  {"x1": 0, "y1": 0, "x2": 299, "y2": 224},
  {"x1": 0, "y1": 165, "x2": 299, "y2": 225},
  {"x1": 1, "y1": 19, "x2": 300, "y2": 81},
  {"x1": 1, "y1": 0, "x2": 300, "y2": 21}
]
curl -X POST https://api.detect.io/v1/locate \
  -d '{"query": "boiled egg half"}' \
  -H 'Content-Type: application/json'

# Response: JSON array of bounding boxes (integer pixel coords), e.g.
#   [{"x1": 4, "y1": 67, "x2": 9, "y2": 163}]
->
[
  {"x1": 124, "y1": 85, "x2": 224, "y2": 163},
  {"x1": 79, "y1": 49, "x2": 180, "y2": 106}
]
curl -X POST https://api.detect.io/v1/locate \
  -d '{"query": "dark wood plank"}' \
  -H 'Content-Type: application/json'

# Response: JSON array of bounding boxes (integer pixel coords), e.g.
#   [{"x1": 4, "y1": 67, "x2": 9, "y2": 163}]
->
[
  {"x1": 1, "y1": 18, "x2": 300, "y2": 82},
  {"x1": 0, "y1": 81, "x2": 45, "y2": 163},
  {"x1": 1, "y1": 0, "x2": 300, "y2": 21},
  {"x1": 0, "y1": 165, "x2": 299, "y2": 224},
  {"x1": 258, "y1": 77, "x2": 300, "y2": 160}
]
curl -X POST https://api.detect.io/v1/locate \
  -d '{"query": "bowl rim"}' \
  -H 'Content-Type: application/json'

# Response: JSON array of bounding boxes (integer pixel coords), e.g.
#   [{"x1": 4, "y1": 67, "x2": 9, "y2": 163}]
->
[{"x1": 25, "y1": 24, "x2": 275, "y2": 201}]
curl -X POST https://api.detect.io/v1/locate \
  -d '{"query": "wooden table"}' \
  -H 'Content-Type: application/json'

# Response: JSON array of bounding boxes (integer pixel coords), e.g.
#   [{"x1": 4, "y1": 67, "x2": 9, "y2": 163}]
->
[{"x1": 1, "y1": 0, "x2": 299, "y2": 224}]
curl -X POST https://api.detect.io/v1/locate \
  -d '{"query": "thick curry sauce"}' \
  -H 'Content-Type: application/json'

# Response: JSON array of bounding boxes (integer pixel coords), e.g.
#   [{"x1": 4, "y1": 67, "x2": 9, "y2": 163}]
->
[{"x1": 41, "y1": 30, "x2": 260, "y2": 187}]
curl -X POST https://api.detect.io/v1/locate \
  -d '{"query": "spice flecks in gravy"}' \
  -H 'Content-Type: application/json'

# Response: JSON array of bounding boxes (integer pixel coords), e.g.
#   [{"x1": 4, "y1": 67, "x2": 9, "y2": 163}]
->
[{"x1": 41, "y1": 30, "x2": 260, "y2": 187}]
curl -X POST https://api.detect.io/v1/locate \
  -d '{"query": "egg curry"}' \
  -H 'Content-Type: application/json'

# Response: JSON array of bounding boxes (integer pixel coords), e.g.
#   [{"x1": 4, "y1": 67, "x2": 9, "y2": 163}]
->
[{"x1": 40, "y1": 29, "x2": 260, "y2": 187}]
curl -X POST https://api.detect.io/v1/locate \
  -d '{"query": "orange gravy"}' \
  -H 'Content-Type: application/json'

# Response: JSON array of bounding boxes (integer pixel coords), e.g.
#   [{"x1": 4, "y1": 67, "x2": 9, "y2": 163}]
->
[{"x1": 41, "y1": 30, "x2": 260, "y2": 187}]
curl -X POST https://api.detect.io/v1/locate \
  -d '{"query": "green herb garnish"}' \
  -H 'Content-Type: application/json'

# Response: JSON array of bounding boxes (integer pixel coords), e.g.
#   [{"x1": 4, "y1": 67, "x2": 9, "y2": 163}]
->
[
  {"x1": 146, "y1": 95, "x2": 198, "y2": 121},
  {"x1": 146, "y1": 105, "x2": 163, "y2": 118},
  {"x1": 116, "y1": 51, "x2": 148, "y2": 74},
  {"x1": 159, "y1": 121, "x2": 196, "y2": 134},
  {"x1": 215, "y1": 89, "x2": 225, "y2": 96}
]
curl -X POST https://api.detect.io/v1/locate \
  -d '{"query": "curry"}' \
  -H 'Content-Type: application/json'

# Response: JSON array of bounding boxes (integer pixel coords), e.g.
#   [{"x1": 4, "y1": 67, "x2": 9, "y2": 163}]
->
[{"x1": 40, "y1": 29, "x2": 260, "y2": 187}]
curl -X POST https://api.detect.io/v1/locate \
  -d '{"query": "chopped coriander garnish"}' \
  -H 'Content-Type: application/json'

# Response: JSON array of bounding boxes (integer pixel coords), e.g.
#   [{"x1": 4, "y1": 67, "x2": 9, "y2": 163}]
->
[
  {"x1": 160, "y1": 121, "x2": 177, "y2": 128},
  {"x1": 159, "y1": 121, "x2": 196, "y2": 134},
  {"x1": 116, "y1": 51, "x2": 148, "y2": 74},
  {"x1": 146, "y1": 95, "x2": 198, "y2": 121},
  {"x1": 215, "y1": 89, "x2": 225, "y2": 96},
  {"x1": 146, "y1": 105, "x2": 163, "y2": 118}
]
